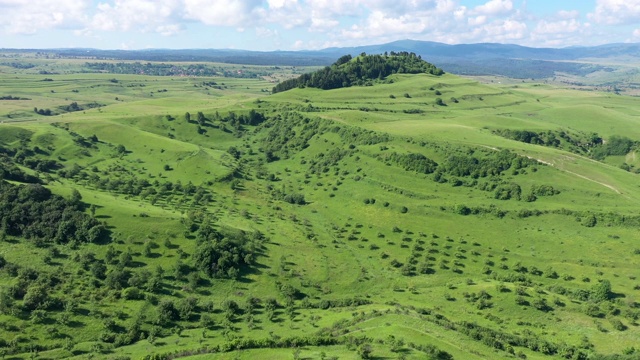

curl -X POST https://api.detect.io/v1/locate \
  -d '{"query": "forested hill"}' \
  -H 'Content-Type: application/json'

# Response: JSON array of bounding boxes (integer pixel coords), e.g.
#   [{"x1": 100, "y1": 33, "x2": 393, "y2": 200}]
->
[{"x1": 272, "y1": 52, "x2": 444, "y2": 93}]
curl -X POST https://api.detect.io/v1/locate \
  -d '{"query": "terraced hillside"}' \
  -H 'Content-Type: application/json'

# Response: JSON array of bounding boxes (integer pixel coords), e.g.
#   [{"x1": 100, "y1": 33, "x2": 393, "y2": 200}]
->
[{"x1": 1, "y1": 55, "x2": 640, "y2": 360}]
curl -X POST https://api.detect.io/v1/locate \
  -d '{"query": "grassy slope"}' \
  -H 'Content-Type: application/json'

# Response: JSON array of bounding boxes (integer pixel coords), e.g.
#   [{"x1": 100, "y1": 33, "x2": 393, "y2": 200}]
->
[{"x1": 1, "y1": 63, "x2": 640, "y2": 359}]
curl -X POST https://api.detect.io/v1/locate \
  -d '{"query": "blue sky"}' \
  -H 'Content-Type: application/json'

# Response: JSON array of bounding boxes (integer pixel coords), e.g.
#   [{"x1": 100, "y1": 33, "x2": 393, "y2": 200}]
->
[{"x1": 1, "y1": 0, "x2": 639, "y2": 50}]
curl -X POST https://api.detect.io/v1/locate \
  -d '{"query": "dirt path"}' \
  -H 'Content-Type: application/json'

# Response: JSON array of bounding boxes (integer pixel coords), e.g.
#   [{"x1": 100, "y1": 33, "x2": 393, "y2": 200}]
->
[
  {"x1": 480, "y1": 145, "x2": 623, "y2": 195},
  {"x1": 528, "y1": 156, "x2": 623, "y2": 194}
]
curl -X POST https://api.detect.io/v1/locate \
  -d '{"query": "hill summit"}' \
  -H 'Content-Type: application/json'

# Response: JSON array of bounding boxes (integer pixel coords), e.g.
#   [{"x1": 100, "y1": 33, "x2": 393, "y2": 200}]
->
[{"x1": 272, "y1": 51, "x2": 444, "y2": 93}]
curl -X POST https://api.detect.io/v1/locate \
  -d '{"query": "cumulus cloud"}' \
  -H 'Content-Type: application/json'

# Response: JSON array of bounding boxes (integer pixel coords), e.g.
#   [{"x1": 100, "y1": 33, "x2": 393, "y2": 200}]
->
[
  {"x1": 557, "y1": 10, "x2": 580, "y2": 20},
  {"x1": 473, "y1": 0, "x2": 513, "y2": 16},
  {"x1": 473, "y1": 19, "x2": 527, "y2": 42},
  {"x1": 183, "y1": 0, "x2": 262, "y2": 27},
  {"x1": 525, "y1": 9, "x2": 592, "y2": 47},
  {"x1": 535, "y1": 19, "x2": 582, "y2": 35},
  {"x1": 468, "y1": 16, "x2": 487, "y2": 26},
  {"x1": 341, "y1": 10, "x2": 429, "y2": 40},
  {"x1": 255, "y1": 26, "x2": 279, "y2": 38},
  {"x1": 0, "y1": 0, "x2": 88, "y2": 34},
  {"x1": 90, "y1": 0, "x2": 181, "y2": 32},
  {"x1": 589, "y1": 0, "x2": 640, "y2": 25},
  {"x1": 1, "y1": 0, "x2": 638, "y2": 49}
]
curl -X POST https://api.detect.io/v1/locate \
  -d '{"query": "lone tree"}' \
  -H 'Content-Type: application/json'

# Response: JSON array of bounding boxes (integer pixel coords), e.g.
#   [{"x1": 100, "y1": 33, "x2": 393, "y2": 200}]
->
[
  {"x1": 357, "y1": 343, "x2": 373, "y2": 359},
  {"x1": 590, "y1": 279, "x2": 613, "y2": 303},
  {"x1": 197, "y1": 112, "x2": 206, "y2": 126}
]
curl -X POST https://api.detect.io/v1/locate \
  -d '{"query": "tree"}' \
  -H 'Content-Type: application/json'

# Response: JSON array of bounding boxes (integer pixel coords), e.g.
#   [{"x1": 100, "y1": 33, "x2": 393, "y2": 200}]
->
[
  {"x1": 23, "y1": 284, "x2": 49, "y2": 311},
  {"x1": 0, "y1": 287, "x2": 14, "y2": 314},
  {"x1": 156, "y1": 299, "x2": 178, "y2": 326},
  {"x1": 30, "y1": 309, "x2": 47, "y2": 324},
  {"x1": 197, "y1": 112, "x2": 206, "y2": 126},
  {"x1": 69, "y1": 189, "x2": 82, "y2": 207},
  {"x1": 177, "y1": 297, "x2": 198, "y2": 321},
  {"x1": 582, "y1": 214, "x2": 597, "y2": 227},
  {"x1": 590, "y1": 279, "x2": 612, "y2": 302},
  {"x1": 91, "y1": 261, "x2": 107, "y2": 280},
  {"x1": 105, "y1": 268, "x2": 130, "y2": 290},
  {"x1": 184, "y1": 112, "x2": 191, "y2": 123},
  {"x1": 143, "y1": 241, "x2": 154, "y2": 258},
  {"x1": 357, "y1": 343, "x2": 373, "y2": 359}
]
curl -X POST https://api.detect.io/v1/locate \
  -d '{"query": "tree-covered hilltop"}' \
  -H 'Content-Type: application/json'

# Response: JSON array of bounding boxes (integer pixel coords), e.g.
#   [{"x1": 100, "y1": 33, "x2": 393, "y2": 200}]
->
[{"x1": 272, "y1": 52, "x2": 444, "y2": 93}]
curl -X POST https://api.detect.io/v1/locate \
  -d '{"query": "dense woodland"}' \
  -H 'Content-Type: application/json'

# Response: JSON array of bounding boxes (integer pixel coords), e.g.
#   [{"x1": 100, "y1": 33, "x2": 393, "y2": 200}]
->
[
  {"x1": 272, "y1": 52, "x2": 444, "y2": 93},
  {"x1": 0, "y1": 181, "x2": 107, "y2": 245}
]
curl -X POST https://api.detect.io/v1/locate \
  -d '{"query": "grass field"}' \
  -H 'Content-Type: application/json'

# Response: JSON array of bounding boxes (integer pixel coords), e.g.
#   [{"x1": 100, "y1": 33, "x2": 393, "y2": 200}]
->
[{"x1": 1, "y1": 56, "x2": 640, "y2": 360}]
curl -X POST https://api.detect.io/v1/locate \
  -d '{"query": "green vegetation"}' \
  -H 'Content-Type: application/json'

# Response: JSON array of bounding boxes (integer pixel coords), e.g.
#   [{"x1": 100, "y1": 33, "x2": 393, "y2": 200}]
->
[
  {"x1": 85, "y1": 62, "x2": 268, "y2": 78},
  {"x1": 1, "y1": 54, "x2": 640, "y2": 360},
  {"x1": 273, "y1": 52, "x2": 443, "y2": 93}
]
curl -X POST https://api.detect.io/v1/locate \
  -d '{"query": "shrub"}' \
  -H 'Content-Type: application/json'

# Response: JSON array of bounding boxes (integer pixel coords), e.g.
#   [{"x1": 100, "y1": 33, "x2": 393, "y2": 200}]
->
[{"x1": 610, "y1": 318, "x2": 627, "y2": 331}]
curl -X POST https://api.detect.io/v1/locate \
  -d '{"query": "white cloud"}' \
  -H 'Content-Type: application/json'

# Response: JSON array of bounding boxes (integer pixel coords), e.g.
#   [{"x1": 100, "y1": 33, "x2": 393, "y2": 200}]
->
[
  {"x1": 86, "y1": 0, "x2": 263, "y2": 34},
  {"x1": 267, "y1": 0, "x2": 297, "y2": 9},
  {"x1": 90, "y1": 0, "x2": 181, "y2": 32},
  {"x1": 0, "y1": 0, "x2": 88, "y2": 34},
  {"x1": 475, "y1": 19, "x2": 527, "y2": 41},
  {"x1": 310, "y1": 15, "x2": 340, "y2": 32},
  {"x1": 589, "y1": 0, "x2": 640, "y2": 25},
  {"x1": 340, "y1": 10, "x2": 430, "y2": 40},
  {"x1": 473, "y1": 0, "x2": 513, "y2": 16},
  {"x1": 156, "y1": 24, "x2": 183, "y2": 36},
  {"x1": 435, "y1": 0, "x2": 457, "y2": 13},
  {"x1": 454, "y1": 6, "x2": 468, "y2": 20},
  {"x1": 634, "y1": 28, "x2": 640, "y2": 38},
  {"x1": 256, "y1": 27, "x2": 279, "y2": 38},
  {"x1": 557, "y1": 10, "x2": 580, "y2": 20},
  {"x1": 535, "y1": 19, "x2": 582, "y2": 35},
  {"x1": 183, "y1": 0, "x2": 262, "y2": 27},
  {"x1": 0, "y1": 0, "x2": 636, "y2": 49},
  {"x1": 468, "y1": 15, "x2": 487, "y2": 26}
]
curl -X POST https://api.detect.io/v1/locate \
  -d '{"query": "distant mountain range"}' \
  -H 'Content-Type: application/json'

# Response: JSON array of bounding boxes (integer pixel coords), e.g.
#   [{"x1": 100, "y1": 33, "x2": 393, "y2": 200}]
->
[
  {"x1": 8, "y1": 40, "x2": 640, "y2": 79},
  {"x1": 320, "y1": 40, "x2": 640, "y2": 61}
]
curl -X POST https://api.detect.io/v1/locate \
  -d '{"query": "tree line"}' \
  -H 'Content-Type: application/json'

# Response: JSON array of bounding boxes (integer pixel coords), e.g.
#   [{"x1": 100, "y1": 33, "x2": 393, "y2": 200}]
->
[{"x1": 85, "y1": 62, "x2": 267, "y2": 78}]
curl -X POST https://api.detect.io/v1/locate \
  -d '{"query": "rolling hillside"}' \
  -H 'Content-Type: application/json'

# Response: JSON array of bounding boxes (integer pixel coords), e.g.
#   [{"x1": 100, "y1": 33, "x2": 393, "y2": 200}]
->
[{"x1": 1, "y1": 55, "x2": 640, "y2": 360}]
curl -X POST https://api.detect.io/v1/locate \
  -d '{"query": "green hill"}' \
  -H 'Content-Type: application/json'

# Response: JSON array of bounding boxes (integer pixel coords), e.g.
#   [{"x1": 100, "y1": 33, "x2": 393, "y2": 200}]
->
[
  {"x1": 1, "y1": 57, "x2": 640, "y2": 360},
  {"x1": 272, "y1": 52, "x2": 444, "y2": 93}
]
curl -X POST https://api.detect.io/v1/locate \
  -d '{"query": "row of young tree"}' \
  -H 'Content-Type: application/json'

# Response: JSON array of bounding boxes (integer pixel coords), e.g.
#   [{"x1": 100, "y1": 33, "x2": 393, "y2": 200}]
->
[
  {"x1": 272, "y1": 52, "x2": 444, "y2": 93},
  {"x1": 183, "y1": 109, "x2": 266, "y2": 128}
]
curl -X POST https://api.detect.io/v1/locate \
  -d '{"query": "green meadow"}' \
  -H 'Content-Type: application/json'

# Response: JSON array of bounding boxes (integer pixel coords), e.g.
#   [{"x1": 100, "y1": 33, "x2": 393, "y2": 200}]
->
[{"x1": 0, "y1": 56, "x2": 639, "y2": 360}]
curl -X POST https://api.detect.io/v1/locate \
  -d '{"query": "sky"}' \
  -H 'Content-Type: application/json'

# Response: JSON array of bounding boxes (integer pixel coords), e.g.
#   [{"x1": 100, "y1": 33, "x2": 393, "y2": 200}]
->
[{"x1": 1, "y1": 0, "x2": 640, "y2": 50}]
